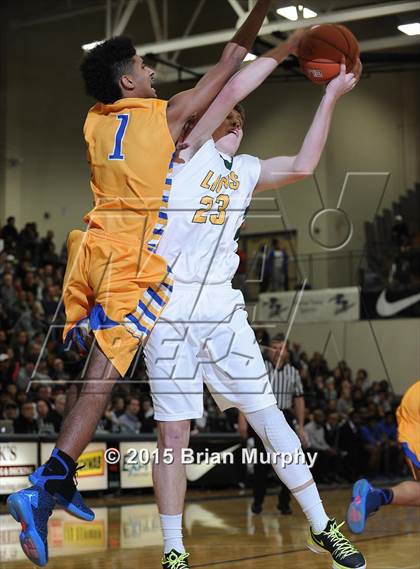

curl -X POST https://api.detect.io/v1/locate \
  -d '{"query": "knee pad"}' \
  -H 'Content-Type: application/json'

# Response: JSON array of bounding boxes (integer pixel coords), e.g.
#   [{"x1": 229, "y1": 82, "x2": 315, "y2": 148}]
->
[
  {"x1": 246, "y1": 405, "x2": 301, "y2": 454},
  {"x1": 264, "y1": 418, "x2": 301, "y2": 455}
]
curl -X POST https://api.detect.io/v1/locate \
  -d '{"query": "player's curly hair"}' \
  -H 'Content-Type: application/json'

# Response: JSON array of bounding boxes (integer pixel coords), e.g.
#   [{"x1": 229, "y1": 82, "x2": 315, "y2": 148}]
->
[{"x1": 80, "y1": 36, "x2": 136, "y2": 104}]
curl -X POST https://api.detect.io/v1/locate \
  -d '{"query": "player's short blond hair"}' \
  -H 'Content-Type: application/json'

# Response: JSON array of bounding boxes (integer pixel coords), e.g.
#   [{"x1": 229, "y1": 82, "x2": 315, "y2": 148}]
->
[{"x1": 234, "y1": 103, "x2": 246, "y2": 126}]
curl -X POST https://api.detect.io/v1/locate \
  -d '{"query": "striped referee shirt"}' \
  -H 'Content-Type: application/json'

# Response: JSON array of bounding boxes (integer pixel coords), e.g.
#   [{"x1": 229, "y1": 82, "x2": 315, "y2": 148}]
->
[{"x1": 265, "y1": 360, "x2": 304, "y2": 410}]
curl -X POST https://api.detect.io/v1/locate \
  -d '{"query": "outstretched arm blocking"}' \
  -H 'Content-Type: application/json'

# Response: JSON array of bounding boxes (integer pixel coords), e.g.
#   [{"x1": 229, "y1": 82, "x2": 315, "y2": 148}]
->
[
  {"x1": 166, "y1": 0, "x2": 271, "y2": 141},
  {"x1": 184, "y1": 30, "x2": 305, "y2": 150}
]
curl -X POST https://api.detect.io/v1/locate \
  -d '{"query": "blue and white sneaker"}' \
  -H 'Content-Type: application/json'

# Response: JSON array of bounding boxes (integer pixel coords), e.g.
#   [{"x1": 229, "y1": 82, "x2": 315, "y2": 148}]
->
[
  {"x1": 7, "y1": 485, "x2": 55, "y2": 567},
  {"x1": 30, "y1": 464, "x2": 95, "y2": 522},
  {"x1": 346, "y1": 479, "x2": 376, "y2": 534}
]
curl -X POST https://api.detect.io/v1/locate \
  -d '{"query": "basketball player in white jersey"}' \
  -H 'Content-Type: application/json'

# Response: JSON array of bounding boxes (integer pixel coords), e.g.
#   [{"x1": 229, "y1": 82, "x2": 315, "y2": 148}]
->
[{"x1": 145, "y1": 36, "x2": 364, "y2": 569}]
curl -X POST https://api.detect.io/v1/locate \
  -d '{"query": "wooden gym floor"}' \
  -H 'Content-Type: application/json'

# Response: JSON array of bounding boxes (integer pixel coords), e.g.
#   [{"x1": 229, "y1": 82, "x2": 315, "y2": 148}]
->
[{"x1": 1, "y1": 487, "x2": 419, "y2": 569}]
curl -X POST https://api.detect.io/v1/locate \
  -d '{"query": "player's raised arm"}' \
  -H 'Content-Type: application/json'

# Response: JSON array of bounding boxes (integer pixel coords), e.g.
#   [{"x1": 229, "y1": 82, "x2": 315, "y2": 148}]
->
[
  {"x1": 183, "y1": 30, "x2": 305, "y2": 151},
  {"x1": 167, "y1": 0, "x2": 271, "y2": 141},
  {"x1": 254, "y1": 59, "x2": 362, "y2": 193}
]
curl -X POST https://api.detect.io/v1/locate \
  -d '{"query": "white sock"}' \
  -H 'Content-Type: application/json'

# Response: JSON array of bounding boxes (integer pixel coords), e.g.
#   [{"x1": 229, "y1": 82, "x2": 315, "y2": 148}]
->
[
  {"x1": 160, "y1": 513, "x2": 185, "y2": 554},
  {"x1": 294, "y1": 481, "x2": 329, "y2": 533},
  {"x1": 245, "y1": 405, "x2": 329, "y2": 533}
]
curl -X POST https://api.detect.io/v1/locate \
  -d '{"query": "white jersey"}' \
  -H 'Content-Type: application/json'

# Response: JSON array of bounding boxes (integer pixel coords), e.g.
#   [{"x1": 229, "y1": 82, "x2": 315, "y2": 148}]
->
[{"x1": 156, "y1": 138, "x2": 261, "y2": 284}]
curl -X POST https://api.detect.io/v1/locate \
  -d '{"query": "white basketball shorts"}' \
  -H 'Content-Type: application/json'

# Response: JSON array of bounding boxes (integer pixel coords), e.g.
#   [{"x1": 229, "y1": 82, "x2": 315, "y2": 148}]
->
[{"x1": 144, "y1": 282, "x2": 277, "y2": 421}]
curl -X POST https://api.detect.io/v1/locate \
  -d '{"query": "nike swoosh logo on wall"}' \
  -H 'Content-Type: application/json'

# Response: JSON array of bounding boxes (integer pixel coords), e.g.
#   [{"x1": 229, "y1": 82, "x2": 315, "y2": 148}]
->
[
  {"x1": 186, "y1": 444, "x2": 241, "y2": 482},
  {"x1": 376, "y1": 290, "x2": 420, "y2": 317}
]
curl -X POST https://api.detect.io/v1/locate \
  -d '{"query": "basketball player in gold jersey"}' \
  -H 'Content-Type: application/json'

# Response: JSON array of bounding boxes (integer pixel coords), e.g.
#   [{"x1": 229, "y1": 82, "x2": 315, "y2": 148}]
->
[
  {"x1": 7, "y1": 2, "x2": 272, "y2": 565},
  {"x1": 347, "y1": 380, "x2": 420, "y2": 533}
]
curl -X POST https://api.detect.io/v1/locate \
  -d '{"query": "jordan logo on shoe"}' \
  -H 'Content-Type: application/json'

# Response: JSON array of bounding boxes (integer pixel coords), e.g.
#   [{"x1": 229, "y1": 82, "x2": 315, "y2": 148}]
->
[{"x1": 25, "y1": 491, "x2": 39, "y2": 508}]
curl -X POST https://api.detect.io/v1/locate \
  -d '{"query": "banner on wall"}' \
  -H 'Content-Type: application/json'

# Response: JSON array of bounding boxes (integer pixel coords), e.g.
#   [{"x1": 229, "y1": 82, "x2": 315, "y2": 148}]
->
[
  {"x1": 41, "y1": 442, "x2": 107, "y2": 491},
  {"x1": 0, "y1": 442, "x2": 38, "y2": 495},
  {"x1": 258, "y1": 287, "x2": 360, "y2": 323}
]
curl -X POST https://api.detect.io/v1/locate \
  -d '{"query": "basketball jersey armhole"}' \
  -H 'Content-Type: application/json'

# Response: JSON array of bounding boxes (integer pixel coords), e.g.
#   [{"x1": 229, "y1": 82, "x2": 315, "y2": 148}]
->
[
  {"x1": 153, "y1": 99, "x2": 176, "y2": 154},
  {"x1": 236, "y1": 153, "x2": 262, "y2": 197}
]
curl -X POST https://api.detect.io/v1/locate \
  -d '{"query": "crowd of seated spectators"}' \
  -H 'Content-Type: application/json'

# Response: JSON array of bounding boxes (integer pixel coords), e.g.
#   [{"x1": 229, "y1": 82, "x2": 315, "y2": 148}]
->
[
  {"x1": 0, "y1": 219, "x2": 406, "y2": 481},
  {"x1": 288, "y1": 343, "x2": 403, "y2": 482}
]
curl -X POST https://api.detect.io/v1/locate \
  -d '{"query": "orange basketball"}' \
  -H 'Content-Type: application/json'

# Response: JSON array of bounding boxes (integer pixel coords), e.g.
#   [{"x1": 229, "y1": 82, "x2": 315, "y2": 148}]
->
[{"x1": 298, "y1": 24, "x2": 360, "y2": 85}]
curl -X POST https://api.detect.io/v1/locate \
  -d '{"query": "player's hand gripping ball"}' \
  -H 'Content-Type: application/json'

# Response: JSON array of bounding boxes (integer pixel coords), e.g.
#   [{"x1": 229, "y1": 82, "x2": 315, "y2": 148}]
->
[
  {"x1": 325, "y1": 57, "x2": 362, "y2": 99},
  {"x1": 298, "y1": 24, "x2": 360, "y2": 84}
]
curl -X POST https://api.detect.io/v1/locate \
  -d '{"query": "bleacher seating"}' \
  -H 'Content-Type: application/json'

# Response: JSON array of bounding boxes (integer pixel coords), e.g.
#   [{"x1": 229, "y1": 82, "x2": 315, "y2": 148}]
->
[{"x1": 364, "y1": 183, "x2": 420, "y2": 287}]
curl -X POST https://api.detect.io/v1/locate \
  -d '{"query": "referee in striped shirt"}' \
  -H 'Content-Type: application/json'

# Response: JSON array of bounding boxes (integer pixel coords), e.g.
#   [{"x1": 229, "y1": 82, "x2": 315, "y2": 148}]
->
[{"x1": 239, "y1": 334, "x2": 308, "y2": 514}]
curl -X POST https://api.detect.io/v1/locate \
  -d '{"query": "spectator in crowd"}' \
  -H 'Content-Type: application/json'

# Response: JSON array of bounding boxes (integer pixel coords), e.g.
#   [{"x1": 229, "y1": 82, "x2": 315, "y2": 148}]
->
[
  {"x1": 118, "y1": 397, "x2": 142, "y2": 434},
  {"x1": 351, "y1": 388, "x2": 365, "y2": 412},
  {"x1": 42, "y1": 285, "x2": 60, "y2": 321},
  {"x1": 360, "y1": 415, "x2": 383, "y2": 475},
  {"x1": 40, "y1": 231, "x2": 58, "y2": 265},
  {"x1": 392, "y1": 214, "x2": 410, "y2": 249},
  {"x1": 1, "y1": 273, "x2": 17, "y2": 307},
  {"x1": 309, "y1": 352, "x2": 329, "y2": 378},
  {"x1": 5, "y1": 383, "x2": 18, "y2": 401},
  {"x1": 97, "y1": 402, "x2": 120, "y2": 433},
  {"x1": 325, "y1": 411, "x2": 340, "y2": 449},
  {"x1": 266, "y1": 239, "x2": 288, "y2": 291},
  {"x1": 2, "y1": 402, "x2": 18, "y2": 421},
  {"x1": 338, "y1": 411, "x2": 366, "y2": 481},
  {"x1": 34, "y1": 384, "x2": 52, "y2": 403},
  {"x1": 355, "y1": 369, "x2": 369, "y2": 391},
  {"x1": 367, "y1": 381, "x2": 381, "y2": 401},
  {"x1": 139, "y1": 396, "x2": 156, "y2": 433},
  {"x1": 51, "y1": 358, "x2": 70, "y2": 382},
  {"x1": 0, "y1": 330, "x2": 8, "y2": 351},
  {"x1": 0, "y1": 217, "x2": 19, "y2": 250},
  {"x1": 390, "y1": 213, "x2": 413, "y2": 285},
  {"x1": 32, "y1": 361, "x2": 52, "y2": 383},
  {"x1": 16, "y1": 390, "x2": 29, "y2": 406},
  {"x1": 310, "y1": 375, "x2": 326, "y2": 408},
  {"x1": 0, "y1": 300, "x2": 13, "y2": 334},
  {"x1": 337, "y1": 383, "x2": 354, "y2": 416},
  {"x1": 37, "y1": 399, "x2": 61, "y2": 434},
  {"x1": 112, "y1": 395, "x2": 126, "y2": 417},
  {"x1": 11, "y1": 330, "x2": 30, "y2": 364},
  {"x1": 289, "y1": 341, "x2": 303, "y2": 368},
  {"x1": 13, "y1": 402, "x2": 39, "y2": 434},
  {"x1": 0, "y1": 353, "x2": 14, "y2": 382},
  {"x1": 19, "y1": 223, "x2": 39, "y2": 261},
  {"x1": 22, "y1": 271, "x2": 39, "y2": 298},
  {"x1": 304, "y1": 409, "x2": 337, "y2": 482},
  {"x1": 324, "y1": 377, "x2": 338, "y2": 403},
  {"x1": 11, "y1": 290, "x2": 30, "y2": 318},
  {"x1": 14, "y1": 303, "x2": 48, "y2": 338}
]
